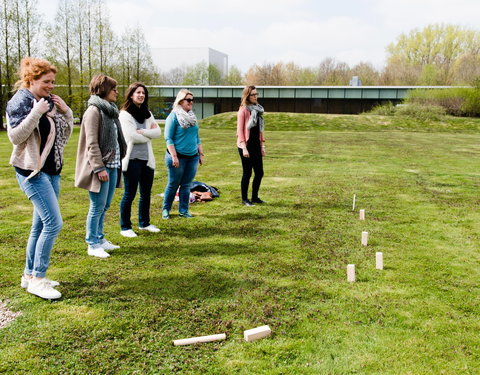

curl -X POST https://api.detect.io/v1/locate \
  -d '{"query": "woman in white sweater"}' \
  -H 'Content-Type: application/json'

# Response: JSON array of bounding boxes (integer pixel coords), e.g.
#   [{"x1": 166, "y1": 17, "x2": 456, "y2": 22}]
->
[{"x1": 119, "y1": 82, "x2": 161, "y2": 237}]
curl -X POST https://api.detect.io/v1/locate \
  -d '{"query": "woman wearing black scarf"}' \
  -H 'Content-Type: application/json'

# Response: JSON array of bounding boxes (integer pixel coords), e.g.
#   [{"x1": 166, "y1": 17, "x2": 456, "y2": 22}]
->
[{"x1": 118, "y1": 83, "x2": 161, "y2": 238}]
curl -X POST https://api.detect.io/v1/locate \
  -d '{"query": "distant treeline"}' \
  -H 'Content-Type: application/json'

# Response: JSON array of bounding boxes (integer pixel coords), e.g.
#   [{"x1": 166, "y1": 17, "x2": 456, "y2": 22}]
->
[{"x1": 1, "y1": 0, "x2": 479, "y2": 125}]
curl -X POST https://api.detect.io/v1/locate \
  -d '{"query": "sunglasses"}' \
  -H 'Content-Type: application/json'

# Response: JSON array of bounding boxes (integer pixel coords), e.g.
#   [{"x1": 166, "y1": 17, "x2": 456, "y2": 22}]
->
[
  {"x1": 184, "y1": 98, "x2": 194, "y2": 103},
  {"x1": 249, "y1": 93, "x2": 258, "y2": 97}
]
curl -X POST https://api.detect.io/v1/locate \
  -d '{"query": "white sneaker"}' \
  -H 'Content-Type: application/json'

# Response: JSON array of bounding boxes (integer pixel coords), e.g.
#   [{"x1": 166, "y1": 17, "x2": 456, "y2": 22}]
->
[
  {"x1": 21, "y1": 275, "x2": 60, "y2": 289},
  {"x1": 139, "y1": 224, "x2": 161, "y2": 233},
  {"x1": 27, "y1": 278, "x2": 62, "y2": 300},
  {"x1": 120, "y1": 229, "x2": 137, "y2": 238},
  {"x1": 87, "y1": 246, "x2": 110, "y2": 258},
  {"x1": 101, "y1": 239, "x2": 120, "y2": 250}
]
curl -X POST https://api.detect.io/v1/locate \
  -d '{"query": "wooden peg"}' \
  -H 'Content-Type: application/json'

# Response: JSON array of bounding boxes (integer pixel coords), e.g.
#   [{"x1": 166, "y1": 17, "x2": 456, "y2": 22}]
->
[
  {"x1": 173, "y1": 333, "x2": 226, "y2": 346},
  {"x1": 244, "y1": 325, "x2": 272, "y2": 342},
  {"x1": 359, "y1": 209, "x2": 365, "y2": 220},
  {"x1": 347, "y1": 264, "x2": 356, "y2": 282},
  {"x1": 376, "y1": 252, "x2": 383, "y2": 270},
  {"x1": 361, "y1": 231, "x2": 368, "y2": 246}
]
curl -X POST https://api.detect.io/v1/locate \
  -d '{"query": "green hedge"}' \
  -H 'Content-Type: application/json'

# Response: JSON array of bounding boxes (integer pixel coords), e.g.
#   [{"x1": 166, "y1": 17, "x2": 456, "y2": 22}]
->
[{"x1": 406, "y1": 87, "x2": 480, "y2": 117}]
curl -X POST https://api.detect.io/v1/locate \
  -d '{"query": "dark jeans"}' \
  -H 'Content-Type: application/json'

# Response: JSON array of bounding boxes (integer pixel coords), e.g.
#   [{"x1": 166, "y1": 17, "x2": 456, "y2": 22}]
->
[
  {"x1": 120, "y1": 159, "x2": 154, "y2": 230},
  {"x1": 238, "y1": 147, "x2": 264, "y2": 201}
]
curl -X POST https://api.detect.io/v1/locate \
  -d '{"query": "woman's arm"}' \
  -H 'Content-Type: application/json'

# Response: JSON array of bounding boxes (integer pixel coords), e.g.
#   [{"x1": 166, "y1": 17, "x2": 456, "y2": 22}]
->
[
  {"x1": 119, "y1": 111, "x2": 150, "y2": 144},
  {"x1": 140, "y1": 114, "x2": 161, "y2": 139},
  {"x1": 237, "y1": 107, "x2": 249, "y2": 158},
  {"x1": 197, "y1": 143, "x2": 204, "y2": 166},
  {"x1": 165, "y1": 114, "x2": 179, "y2": 167},
  {"x1": 83, "y1": 107, "x2": 105, "y2": 173},
  {"x1": 7, "y1": 99, "x2": 49, "y2": 145}
]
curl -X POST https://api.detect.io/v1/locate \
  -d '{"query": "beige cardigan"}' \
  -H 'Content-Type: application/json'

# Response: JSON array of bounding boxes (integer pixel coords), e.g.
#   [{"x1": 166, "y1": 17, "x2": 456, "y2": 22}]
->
[
  {"x1": 119, "y1": 110, "x2": 161, "y2": 172},
  {"x1": 7, "y1": 106, "x2": 73, "y2": 179},
  {"x1": 74, "y1": 106, "x2": 127, "y2": 192}
]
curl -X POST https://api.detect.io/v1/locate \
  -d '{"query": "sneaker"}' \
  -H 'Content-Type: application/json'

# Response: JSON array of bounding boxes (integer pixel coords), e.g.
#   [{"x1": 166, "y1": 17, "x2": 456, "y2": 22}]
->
[
  {"x1": 21, "y1": 275, "x2": 60, "y2": 289},
  {"x1": 242, "y1": 200, "x2": 255, "y2": 207},
  {"x1": 27, "y1": 278, "x2": 61, "y2": 300},
  {"x1": 120, "y1": 229, "x2": 137, "y2": 238},
  {"x1": 87, "y1": 245, "x2": 110, "y2": 258},
  {"x1": 101, "y1": 239, "x2": 120, "y2": 250},
  {"x1": 162, "y1": 209, "x2": 170, "y2": 219},
  {"x1": 179, "y1": 212, "x2": 193, "y2": 218},
  {"x1": 251, "y1": 198, "x2": 265, "y2": 204},
  {"x1": 139, "y1": 224, "x2": 161, "y2": 233}
]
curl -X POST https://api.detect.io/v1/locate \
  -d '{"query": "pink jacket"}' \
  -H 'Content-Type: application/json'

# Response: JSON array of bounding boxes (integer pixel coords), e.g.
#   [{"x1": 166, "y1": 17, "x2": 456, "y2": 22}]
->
[{"x1": 236, "y1": 106, "x2": 265, "y2": 148}]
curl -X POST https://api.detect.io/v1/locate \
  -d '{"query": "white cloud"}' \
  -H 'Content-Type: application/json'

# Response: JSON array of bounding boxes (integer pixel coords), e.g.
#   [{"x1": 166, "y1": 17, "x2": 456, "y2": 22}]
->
[{"x1": 36, "y1": 0, "x2": 480, "y2": 72}]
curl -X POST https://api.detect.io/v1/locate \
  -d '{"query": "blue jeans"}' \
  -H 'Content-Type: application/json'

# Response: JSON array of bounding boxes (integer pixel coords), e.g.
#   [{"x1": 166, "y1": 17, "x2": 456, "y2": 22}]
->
[
  {"x1": 162, "y1": 152, "x2": 199, "y2": 214},
  {"x1": 86, "y1": 168, "x2": 117, "y2": 246},
  {"x1": 16, "y1": 172, "x2": 63, "y2": 278},
  {"x1": 120, "y1": 159, "x2": 154, "y2": 230}
]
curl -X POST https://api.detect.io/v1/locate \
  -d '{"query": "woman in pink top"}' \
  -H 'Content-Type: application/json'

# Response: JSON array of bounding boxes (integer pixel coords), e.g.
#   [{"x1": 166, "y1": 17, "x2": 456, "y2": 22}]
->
[{"x1": 237, "y1": 85, "x2": 266, "y2": 206}]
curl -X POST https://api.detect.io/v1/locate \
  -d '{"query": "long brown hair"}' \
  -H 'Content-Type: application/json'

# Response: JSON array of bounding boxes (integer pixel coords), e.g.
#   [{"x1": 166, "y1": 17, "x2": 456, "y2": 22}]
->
[
  {"x1": 121, "y1": 82, "x2": 149, "y2": 111},
  {"x1": 240, "y1": 85, "x2": 257, "y2": 107}
]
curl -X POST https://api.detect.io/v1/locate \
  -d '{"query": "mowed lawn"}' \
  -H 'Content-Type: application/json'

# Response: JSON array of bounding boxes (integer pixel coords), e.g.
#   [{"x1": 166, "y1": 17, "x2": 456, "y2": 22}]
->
[{"x1": 0, "y1": 113, "x2": 479, "y2": 374}]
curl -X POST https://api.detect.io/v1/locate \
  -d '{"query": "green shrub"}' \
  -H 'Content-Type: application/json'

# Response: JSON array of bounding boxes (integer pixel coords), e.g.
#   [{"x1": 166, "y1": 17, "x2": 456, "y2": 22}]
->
[
  {"x1": 395, "y1": 103, "x2": 446, "y2": 121},
  {"x1": 367, "y1": 102, "x2": 396, "y2": 116},
  {"x1": 406, "y1": 87, "x2": 480, "y2": 117}
]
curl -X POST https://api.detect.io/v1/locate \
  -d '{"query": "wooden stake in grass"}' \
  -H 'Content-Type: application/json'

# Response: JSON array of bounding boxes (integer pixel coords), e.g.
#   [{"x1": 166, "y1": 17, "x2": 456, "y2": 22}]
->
[
  {"x1": 361, "y1": 231, "x2": 368, "y2": 246},
  {"x1": 173, "y1": 333, "x2": 226, "y2": 346},
  {"x1": 244, "y1": 325, "x2": 272, "y2": 342},
  {"x1": 347, "y1": 264, "x2": 356, "y2": 282},
  {"x1": 376, "y1": 252, "x2": 383, "y2": 270},
  {"x1": 352, "y1": 194, "x2": 356, "y2": 211},
  {"x1": 359, "y1": 209, "x2": 365, "y2": 220}
]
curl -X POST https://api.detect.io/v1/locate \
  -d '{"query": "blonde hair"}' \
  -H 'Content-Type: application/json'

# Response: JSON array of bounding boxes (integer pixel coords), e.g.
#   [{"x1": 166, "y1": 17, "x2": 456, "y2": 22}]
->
[
  {"x1": 14, "y1": 57, "x2": 57, "y2": 91},
  {"x1": 173, "y1": 89, "x2": 193, "y2": 108},
  {"x1": 240, "y1": 85, "x2": 257, "y2": 107}
]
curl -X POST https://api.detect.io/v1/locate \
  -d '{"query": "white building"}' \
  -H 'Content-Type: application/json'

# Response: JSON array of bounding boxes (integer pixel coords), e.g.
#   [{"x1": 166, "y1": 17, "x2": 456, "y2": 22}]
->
[{"x1": 150, "y1": 47, "x2": 228, "y2": 76}]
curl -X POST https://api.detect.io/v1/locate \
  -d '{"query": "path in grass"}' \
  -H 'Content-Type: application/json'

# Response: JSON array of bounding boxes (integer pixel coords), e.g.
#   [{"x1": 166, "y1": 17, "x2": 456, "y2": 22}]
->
[{"x1": 0, "y1": 114, "x2": 479, "y2": 374}]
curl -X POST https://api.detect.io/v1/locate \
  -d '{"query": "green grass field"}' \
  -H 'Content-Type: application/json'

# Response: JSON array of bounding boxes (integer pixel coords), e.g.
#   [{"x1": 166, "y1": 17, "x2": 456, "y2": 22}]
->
[{"x1": 0, "y1": 112, "x2": 479, "y2": 374}]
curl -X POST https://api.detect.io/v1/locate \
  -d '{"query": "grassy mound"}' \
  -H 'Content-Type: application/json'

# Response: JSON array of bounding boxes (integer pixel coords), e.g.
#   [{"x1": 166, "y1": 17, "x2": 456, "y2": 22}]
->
[
  {"x1": 1, "y1": 114, "x2": 479, "y2": 374},
  {"x1": 201, "y1": 111, "x2": 480, "y2": 132}
]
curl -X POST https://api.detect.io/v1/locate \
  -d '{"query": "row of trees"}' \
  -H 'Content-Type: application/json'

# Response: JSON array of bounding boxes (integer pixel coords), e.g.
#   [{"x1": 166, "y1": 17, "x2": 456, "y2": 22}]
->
[
  {"x1": 0, "y1": 0, "x2": 158, "y2": 128},
  {"x1": 1, "y1": 0, "x2": 479, "y2": 125},
  {"x1": 161, "y1": 24, "x2": 480, "y2": 87}
]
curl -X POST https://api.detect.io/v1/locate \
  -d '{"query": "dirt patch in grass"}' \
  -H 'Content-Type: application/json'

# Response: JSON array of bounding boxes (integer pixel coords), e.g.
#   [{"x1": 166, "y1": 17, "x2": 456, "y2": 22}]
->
[{"x1": 0, "y1": 300, "x2": 21, "y2": 329}]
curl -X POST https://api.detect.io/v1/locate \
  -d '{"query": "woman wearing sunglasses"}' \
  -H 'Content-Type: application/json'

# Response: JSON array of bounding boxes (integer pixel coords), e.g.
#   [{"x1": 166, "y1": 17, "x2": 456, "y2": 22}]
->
[
  {"x1": 162, "y1": 89, "x2": 204, "y2": 219},
  {"x1": 237, "y1": 85, "x2": 266, "y2": 206}
]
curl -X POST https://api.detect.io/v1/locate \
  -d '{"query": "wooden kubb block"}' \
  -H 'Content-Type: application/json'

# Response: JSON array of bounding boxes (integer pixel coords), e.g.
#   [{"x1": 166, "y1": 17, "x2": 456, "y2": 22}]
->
[
  {"x1": 173, "y1": 333, "x2": 226, "y2": 346},
  {"x1": 244, "y1": 325, "x2": 272, "y2": 342},
  {"x1": 359, "y1": 209, "x2": 365, "y2": 220},
  {"x1": 347, "y1": 264, "x2": 356, "y2": 282},
  {"x1": 361, "y1": 231, "x2": 368, "y2": 246}
]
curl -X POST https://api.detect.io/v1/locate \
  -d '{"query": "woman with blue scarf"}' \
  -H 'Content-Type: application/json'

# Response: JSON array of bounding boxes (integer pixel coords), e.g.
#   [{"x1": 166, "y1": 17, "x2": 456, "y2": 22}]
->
[
  {"x1": 75, "y1": 74, "x2": 126, "y2": 258},
  {"x1": 6, "y1": 58, "x2": 73, "y2": 300}
]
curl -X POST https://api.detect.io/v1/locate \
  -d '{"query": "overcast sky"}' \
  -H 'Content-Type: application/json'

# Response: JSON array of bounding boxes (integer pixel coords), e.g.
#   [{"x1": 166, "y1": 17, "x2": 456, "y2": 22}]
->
[{"x1": 38, "y1": 0, "x2": 480, "y2": 72}]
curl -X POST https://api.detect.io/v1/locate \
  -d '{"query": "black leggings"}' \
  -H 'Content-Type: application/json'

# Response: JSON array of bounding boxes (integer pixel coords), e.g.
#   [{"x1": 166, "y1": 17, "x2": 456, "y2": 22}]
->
[{"x1": 238, "y1": 147, "x2": 264, "y2": 201}]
